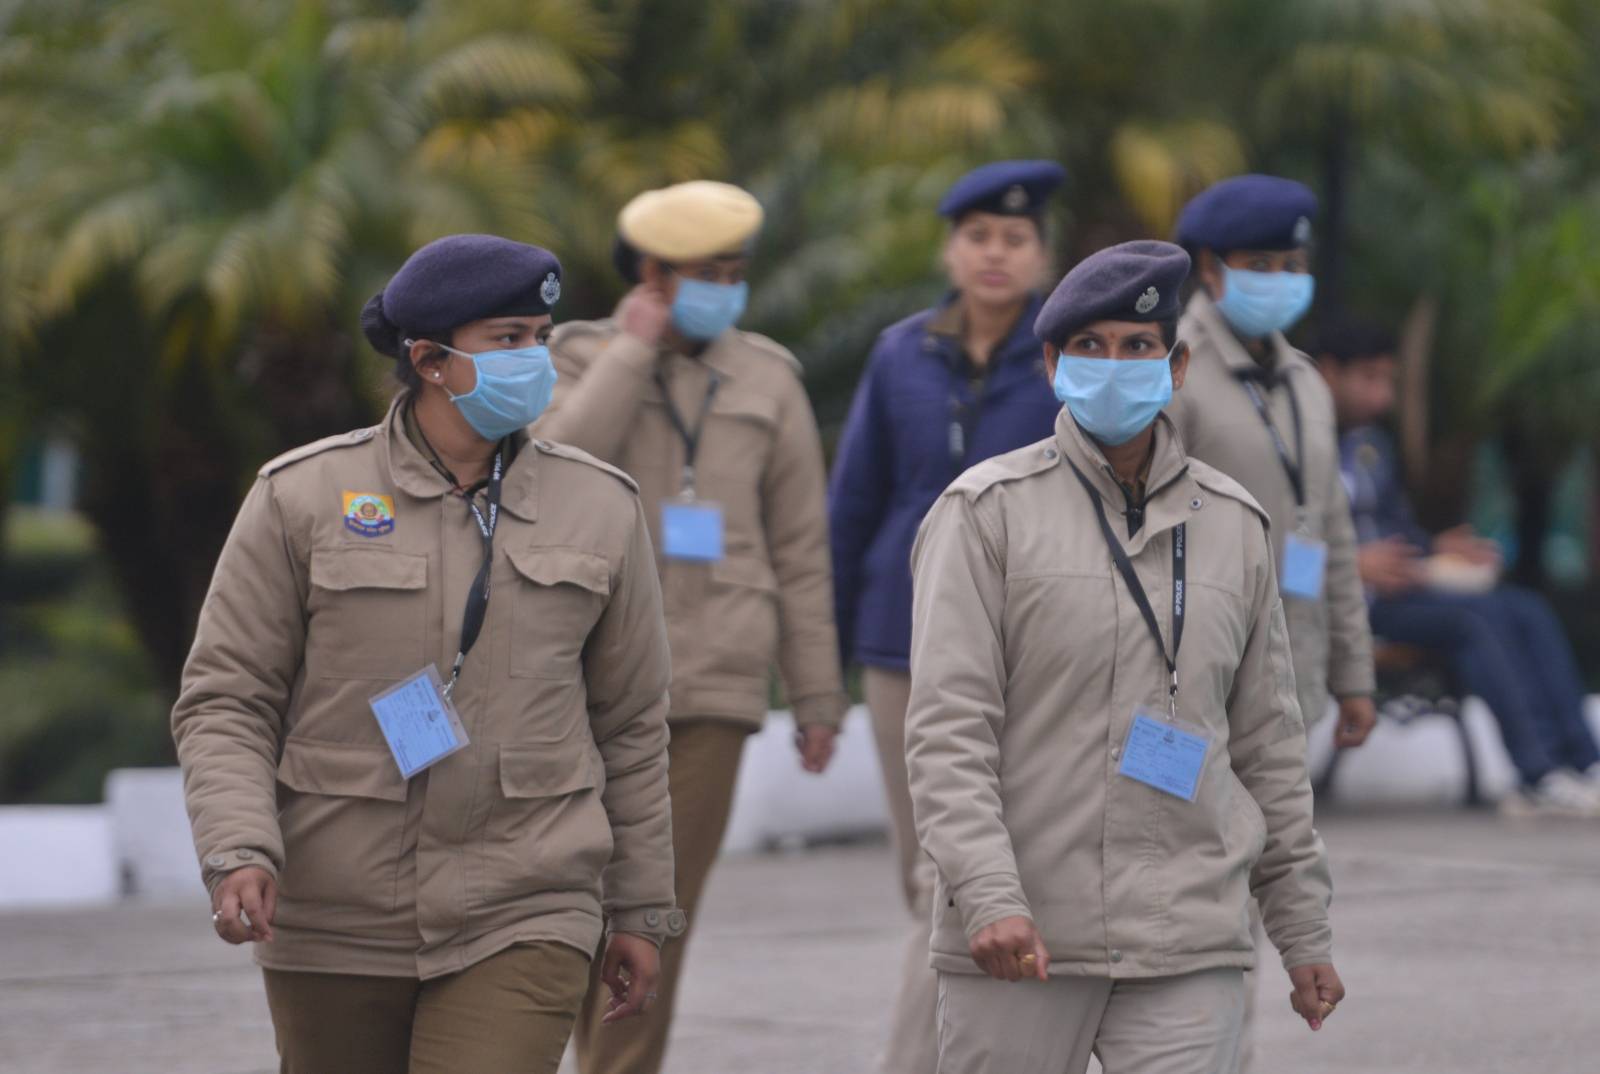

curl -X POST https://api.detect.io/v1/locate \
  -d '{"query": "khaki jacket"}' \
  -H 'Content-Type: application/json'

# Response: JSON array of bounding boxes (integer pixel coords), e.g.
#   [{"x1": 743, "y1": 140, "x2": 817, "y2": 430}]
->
[
  {"x1": 172, "y1": 398, "x2": 683, "y2": 980},
  {"x1": 536, "y1": 318, "x2": 848, "y2": 730},
  {"x1": 1168, "y1": 292, "x2": 1375, "y2": 724},
  {"x1": 906, "y1": 410, "x2": 1333, "y2": 979}
]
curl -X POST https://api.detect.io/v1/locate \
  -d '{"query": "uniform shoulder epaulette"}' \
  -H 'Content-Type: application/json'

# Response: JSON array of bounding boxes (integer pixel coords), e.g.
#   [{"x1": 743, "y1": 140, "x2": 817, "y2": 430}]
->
[
  {"x1": 531, "y1": 438, "x2": 640, "y2": 493},
  {"x1": 258, "y1": 426, "x2": 379, "y2": 478},
  {"x1": 548, "y1": 318, "x2": 620, "y2": 365},
  {"x1": 944, "y1": 438, "x2": 1062, "y2": 500},
  {"x1": 735, "y1": 330, "x2": 805, "y2": 377},
  {"x1": 1188, "y1": 459, "x2": 1272, "y2": 530}
]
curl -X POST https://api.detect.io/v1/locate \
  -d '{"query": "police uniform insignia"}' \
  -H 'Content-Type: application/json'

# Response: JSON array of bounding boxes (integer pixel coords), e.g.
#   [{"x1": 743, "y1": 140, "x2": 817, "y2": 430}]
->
[
  {"x1": 540, "y1": 271, "x2": 561, "y2": 306},
  {"x1": 343, "y1": 492, "x2": 396, "y2": 537},
  {"x1": 1001, "y1": 185, "x2": 1029, "y2": 212},
  {"x1": 1135, "y1": 286, "x2": 1160, "y2": 315},
  {"x1": 1293, "y1": 215, "x2": 1312, "y2": 245}
]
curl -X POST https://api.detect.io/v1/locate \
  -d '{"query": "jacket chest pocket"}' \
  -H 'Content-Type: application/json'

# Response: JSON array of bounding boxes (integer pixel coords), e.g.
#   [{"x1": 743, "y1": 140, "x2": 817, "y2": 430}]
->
[
  {"x1": 307, "y1": 548, "x2": 429, "y2": 681},
  {"x1": 505, "y1": 546, "x2": 610, "y2": 680},
  {"x1": 694, "y1": 391, "x2": 777, "y2": 487}
]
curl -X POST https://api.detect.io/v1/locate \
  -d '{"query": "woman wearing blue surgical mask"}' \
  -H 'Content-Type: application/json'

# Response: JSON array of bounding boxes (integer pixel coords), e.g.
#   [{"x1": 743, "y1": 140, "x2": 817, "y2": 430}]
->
[
  {"x1": 170, "y1": 234, "x2": 682, "y2": 1074},
  {"x1": 827, "y1": 159, "x2": 1067, "y2": 1074},
  {"x1": 1167, "y1": 174, "x2": 1378, "y2": 1073},
  {"x1": 535, "y1": 181, "x2": 850, "y2": 1074}
]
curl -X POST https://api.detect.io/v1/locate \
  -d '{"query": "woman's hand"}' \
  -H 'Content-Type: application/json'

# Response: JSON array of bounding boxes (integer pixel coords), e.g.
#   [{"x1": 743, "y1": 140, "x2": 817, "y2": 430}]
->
[
  {"x1": 794, "y1": 724, "x2": 837, "y2": 774},
  {"x1": 212, "y1": 866, "x2": 276, "y2": 945},
  {"x1": 968, "y1": 916, "x2": 1050, "y2": 982},
  {"x1": 1288, "y1": 963, "x2": 1346, "y2": 1030},
  {"x1": 600, "y1": 932, "x2": 662, "y2": 1024}
]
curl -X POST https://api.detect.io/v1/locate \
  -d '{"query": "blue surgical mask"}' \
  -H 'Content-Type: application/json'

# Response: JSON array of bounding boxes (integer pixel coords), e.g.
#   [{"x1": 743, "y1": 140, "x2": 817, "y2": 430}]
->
[
  {"x1": 1214, "y1": 264, "x2": 1315, "y2": 339},
  {"x1": 437, "y1": 343, "x2": 558, "y2": 441},
  {"x1": 671, "y1": 278, "x2": 748, "y2": 340},
  {"x1": 1052, "y1": 352, "x2": 1174, "y2": 446}
]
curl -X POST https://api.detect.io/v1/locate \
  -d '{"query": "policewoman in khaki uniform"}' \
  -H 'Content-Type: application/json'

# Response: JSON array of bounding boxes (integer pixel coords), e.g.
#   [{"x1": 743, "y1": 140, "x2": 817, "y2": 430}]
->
[
  {"x1": 172, "y1": 235, "x2": 683, "y2": 1074},
  {"x1": 534, "y1": 182, "x2": 849, "y2": 1074},
  {"x1": 906, "y1": 242, "x2": 1343, "y2": 1074},
  {"x1": 1166, "y1": 175, "x2": 1377, "y2": 743}
]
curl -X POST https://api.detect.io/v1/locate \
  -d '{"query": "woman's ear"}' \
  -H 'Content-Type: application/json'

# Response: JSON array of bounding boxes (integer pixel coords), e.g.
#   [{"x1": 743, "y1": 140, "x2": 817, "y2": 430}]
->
[
  {"x1": 1169, "y1": 340, "x2": 1191, "y2": 391},
  {"x1": 408, "y1": 338, "x2": 448, "y2": 385}
]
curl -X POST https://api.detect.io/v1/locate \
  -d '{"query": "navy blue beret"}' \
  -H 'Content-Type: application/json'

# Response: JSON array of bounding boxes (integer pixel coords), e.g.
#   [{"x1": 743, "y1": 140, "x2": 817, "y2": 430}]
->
[
  {"x1": 1035, "y1": 240, "x2": 1191, "y2": 345},
  {"x1": 938, "y1": 159, "x2": 1067, "y2": 220},
  {"x1": 1175, "y1": 174, "x2": 1317, "y2": 252},
  {"x1": 360, "y1": 234, "x2": 562, "y2": 357}
]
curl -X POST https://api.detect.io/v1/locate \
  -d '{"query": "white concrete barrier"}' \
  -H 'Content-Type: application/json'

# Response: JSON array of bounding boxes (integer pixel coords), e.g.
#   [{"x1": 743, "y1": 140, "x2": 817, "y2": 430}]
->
[
  {"x1": 721, "y1": 705, "x2": 890, "y2": 854},
  {"x1": 105, "y1": 767, "x2": 202, "y2": 899},
  {"x1": 0, "y1": 805, "x2": 117, "y2": 908}
]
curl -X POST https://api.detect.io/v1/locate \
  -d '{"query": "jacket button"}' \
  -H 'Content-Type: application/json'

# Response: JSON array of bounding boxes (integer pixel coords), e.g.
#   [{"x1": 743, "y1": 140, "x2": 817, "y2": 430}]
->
[
  {"x1": 1190, "y1": 497, "x2": 1204, "y2": 510},
  {"x1": 205, "y1": 854, "x2": 226, "y2": 868},
  {"x1": 666, "y1": 910, "x2": 687, "y2": 934},
  {"x1": 236, "y1": 849, "x2": 254, "y2": 861},
  {"x1": 1110, "y1": 949, "x2": 1123, "y2": 964},
  {"x1": 1110, "y1": 746, "x2": 1121, "y2": 761},
  {"x1": 1044, "y1": 448, "x2": 1058, "y2": 460},
  {"x1": 645, "y1": 910, "x2": 661, "y2": 928}
]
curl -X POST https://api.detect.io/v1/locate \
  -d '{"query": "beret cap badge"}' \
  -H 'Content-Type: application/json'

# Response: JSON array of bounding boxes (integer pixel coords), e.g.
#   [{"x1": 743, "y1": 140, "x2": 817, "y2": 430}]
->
[
  {"x1": 1292, "y1": 215, "x2": 1313, "y2": 246},
  {"x1": 540, "y1": 271, "x2": 561, "y2": 306},
  {"x1": 1135, "y1": 286, "x2": 1160, "y2": 315},
  {"x1": 1001, "y1": 185, "x2": 1030, "y2": 212}
]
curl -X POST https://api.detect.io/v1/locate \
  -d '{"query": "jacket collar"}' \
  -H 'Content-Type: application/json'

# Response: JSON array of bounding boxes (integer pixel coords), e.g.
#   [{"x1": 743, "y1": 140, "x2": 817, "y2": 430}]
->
[
  {"x1": 1054, "y1": 409, "x2": 1200, "y2": 553},
  {"x1": 1184, "y1": 290, "x2": 1301, "y2": 382},
  {"x1": 921, "y1": 292, "x2": 1046, "y2": 376},
  {"x1": 383, "y1": 394, "x2": 539, "y2": 523}
]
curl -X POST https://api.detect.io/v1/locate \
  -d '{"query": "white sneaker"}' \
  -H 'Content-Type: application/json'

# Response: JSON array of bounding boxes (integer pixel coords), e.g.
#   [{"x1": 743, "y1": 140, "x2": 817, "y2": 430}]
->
[{"x1": 1499, "y1": 769, "x2": 1600, "y2": 819}]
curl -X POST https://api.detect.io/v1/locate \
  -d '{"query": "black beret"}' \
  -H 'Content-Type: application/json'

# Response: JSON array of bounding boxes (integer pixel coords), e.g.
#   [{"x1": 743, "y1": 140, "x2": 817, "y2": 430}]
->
[
  {"x1": 1034, "y1": 240, "x2": 1191, "y2": 345},
  {"x1": 938, "y1": 160, "x2": 1067, "y2": 220},
  {"x1": 360, "y1": 234, "x2": 562, "y2": 358},
  {"x1": 1175, "y1": 174, "x2": 1318, "y2": 253}
]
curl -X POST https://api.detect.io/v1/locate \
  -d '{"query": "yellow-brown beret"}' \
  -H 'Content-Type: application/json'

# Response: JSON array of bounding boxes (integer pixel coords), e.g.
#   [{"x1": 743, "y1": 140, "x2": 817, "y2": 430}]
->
[{"x1": 617, "y1": 181, "x2": 764, "y2": 262}]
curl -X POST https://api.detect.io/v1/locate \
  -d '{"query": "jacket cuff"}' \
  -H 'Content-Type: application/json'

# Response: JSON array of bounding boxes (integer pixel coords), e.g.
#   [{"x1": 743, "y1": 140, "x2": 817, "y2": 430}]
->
[
  {"x1": 607, "y1": 906, "x2": 689, "y2": 948},
  {"x1": 200, "y1": 848, "x2": 278, "y2": 895},
  {"x1": 791, "y1": 692, "x2": 849, "y2": 730},
  {"x1": 1272, "y1": 919, "x2": 1334, "y2": 971},
  {"x1": 599, "y1": 331, "x2": 660, "y2": 377},
  {"x1": 953, "y1": 872, "x2": 1032, "y2": 940}
]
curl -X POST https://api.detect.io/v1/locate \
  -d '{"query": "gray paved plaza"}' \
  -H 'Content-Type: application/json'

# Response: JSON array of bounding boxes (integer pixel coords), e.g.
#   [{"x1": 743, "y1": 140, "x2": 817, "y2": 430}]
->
[{"x1": 2, "y1": 810, "x2": 1597, "y2": 1073}]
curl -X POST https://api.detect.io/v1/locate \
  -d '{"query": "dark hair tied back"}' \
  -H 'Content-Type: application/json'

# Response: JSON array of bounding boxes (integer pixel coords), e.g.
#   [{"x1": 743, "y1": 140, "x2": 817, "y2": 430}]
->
[{"x1": 360, "y1": 292, "x2": 425, "y2": 391}]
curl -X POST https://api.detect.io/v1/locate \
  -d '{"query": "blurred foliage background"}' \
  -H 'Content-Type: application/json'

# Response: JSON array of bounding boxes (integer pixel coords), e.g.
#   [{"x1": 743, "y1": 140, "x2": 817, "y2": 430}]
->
[{"x1": 2, "y1": 0, "x2": 1598, "y2": 802}]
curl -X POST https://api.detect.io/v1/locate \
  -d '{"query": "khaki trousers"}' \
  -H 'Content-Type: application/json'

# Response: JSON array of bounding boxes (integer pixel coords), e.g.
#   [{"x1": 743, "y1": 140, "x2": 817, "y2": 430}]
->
[
  {"x1": 866, "y1": 667, "x2": 941, "y2": 1074},
  {"x1": 935, "y1": 968, "x2": 1247, "y2": 1074},
  {"x1": 262, "y1": 941, "x2": 590, "y2": 1074},
  {"x1": 574, "y1": 718, "x2": 749, "y2": 1074}
]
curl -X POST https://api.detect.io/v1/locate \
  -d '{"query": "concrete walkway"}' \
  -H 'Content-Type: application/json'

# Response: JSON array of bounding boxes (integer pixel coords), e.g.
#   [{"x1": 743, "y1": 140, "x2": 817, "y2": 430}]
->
[{"x1": 2, "y1": 810, "x2": 1597, "y2": 1073}]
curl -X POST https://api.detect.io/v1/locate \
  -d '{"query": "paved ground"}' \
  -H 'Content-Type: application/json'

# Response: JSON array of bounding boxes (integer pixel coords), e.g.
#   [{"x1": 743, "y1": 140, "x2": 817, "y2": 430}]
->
[{"x1": 2, "y1": 809, "x2": 1598, "y2": 1073}]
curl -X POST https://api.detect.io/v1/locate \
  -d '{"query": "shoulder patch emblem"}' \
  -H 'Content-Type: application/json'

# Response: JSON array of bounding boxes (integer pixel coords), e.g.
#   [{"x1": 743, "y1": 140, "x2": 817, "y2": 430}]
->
[
  {"x1": 1135, "y1": 286, "x2": 1160, "y2": 315},
  {"x1": 343, "y1": 492, "x2": 396, "y2": 538},
  {"x1": 540, "y1": 271, "x2": 561, "y2": 306}
]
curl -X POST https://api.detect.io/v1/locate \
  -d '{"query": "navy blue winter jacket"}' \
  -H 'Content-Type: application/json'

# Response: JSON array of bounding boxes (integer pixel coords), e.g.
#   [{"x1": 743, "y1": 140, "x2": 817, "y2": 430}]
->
[{"x1": 827, "y1": 294, "x2": 1061, "y2": 670}]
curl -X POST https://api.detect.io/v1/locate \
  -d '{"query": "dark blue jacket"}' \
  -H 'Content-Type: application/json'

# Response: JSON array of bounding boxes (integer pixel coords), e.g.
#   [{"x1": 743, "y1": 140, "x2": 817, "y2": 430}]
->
[
  {"x1": 828, "y1": 294, "x2": 1061, "y2": 670},
  {"x1": 1338, "y1": 424, "x2": 1429, "y2": 549}
]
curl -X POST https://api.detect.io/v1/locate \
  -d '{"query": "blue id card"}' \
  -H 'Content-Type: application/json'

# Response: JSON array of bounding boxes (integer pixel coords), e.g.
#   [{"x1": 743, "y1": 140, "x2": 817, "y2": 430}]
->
[
  {"x1": 662, "y1": 500, "x2": 725, "y2": 562},
  {"x1": 1118, "y1": 711, "x2": 1211, "y2": 802},
  {"x1": 368, "y1": 665, "x2": 470, "y2": 779},
  {"x1": 1281, "y1": 533, "x2": 1328, "y2": 601}
]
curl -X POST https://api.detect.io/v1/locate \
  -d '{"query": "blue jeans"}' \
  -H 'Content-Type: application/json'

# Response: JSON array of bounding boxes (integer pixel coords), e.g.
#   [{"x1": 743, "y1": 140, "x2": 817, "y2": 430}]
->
[{"x1": 1369, "y1": 586, "x2": 1600, "y2": 786}]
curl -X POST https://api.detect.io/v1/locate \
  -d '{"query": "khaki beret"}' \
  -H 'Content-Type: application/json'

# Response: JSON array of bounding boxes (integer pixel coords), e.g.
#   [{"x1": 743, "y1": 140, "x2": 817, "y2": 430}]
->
[{"x1": 617, "y1": 181, "x2": 764, "y2": 262}]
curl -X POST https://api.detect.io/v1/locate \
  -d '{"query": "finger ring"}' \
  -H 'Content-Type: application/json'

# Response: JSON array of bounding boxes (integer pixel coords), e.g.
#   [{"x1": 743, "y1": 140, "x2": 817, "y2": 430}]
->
[
  {"x1": 211, "y1": 911, "x2": 222, "y2": 924},
  {"x1": 1320, "y1": 1001, "x2": 1337, "y2": 1013}
]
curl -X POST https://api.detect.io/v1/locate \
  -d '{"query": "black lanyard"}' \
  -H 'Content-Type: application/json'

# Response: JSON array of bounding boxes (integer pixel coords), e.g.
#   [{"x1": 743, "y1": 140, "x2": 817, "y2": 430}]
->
[
  {"x1": 444, "y1": 451, "x2": 502, "y2": 699},
  {"x1": 655, "y1": 367, "x2": 721, "y2": 496},
  {"x1": 1065, "y1": 458, "x2": 1186, "y2": 713},
  {"x1": 1238, "y1": 372, "x2": 1305, "y2": 510}
]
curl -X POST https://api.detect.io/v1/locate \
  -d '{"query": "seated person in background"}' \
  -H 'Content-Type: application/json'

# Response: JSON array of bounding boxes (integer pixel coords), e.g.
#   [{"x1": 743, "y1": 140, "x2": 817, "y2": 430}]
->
[{"x1": 1317, "y1": 320, "x2": 1600, "y2": 818}]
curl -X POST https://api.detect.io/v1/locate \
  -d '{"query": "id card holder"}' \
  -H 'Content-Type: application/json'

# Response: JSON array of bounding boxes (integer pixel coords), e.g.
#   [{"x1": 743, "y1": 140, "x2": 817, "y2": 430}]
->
[
  {"x1": 662, "y1": 499, "x2": 725, "y2": 562},
  {"x1": 1117, "y1": 709, "x2": 1211, "y2": 802},
  {"x1": 1281, "y1": 532, "x2": 1328, "y2": 601},
  {"x1": 368, "y1": 665, "x2": 470, "y2": 779}
]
